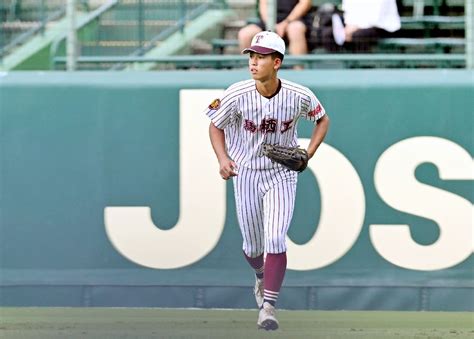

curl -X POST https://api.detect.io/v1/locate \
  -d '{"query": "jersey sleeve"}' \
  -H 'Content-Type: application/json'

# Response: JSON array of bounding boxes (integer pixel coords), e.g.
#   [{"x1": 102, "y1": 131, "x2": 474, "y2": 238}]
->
[
  {"x1": 203, "y1": 86, "x2": 239, "y2": 130},
  {"x1": 299, "y1": 89, "x2": 326, "y2": 124}
]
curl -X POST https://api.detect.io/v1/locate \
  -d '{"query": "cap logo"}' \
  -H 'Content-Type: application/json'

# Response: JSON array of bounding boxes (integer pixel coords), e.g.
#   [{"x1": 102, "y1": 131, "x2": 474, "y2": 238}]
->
[{"x1": 241, "y1": 31, "x2": 285, "y2": 56}]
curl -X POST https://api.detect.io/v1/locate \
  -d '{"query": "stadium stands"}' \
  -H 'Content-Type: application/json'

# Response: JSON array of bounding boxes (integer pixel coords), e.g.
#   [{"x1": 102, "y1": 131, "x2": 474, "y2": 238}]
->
[
  {"x1": 211, "y1": 0, "x2": 466, "y2": 54},
  {"x1": 0, "y1": 0, "x2": 468, "y2": 70},
  {"x1": 0, "y1": 1, "x2": 118, "y2": 70},
  {"x1": 78, "y1": 0, "x2": 221, "y2": 57},
  {"x1": 0, "y1": 0, "x2": 230, "y2": 70}
]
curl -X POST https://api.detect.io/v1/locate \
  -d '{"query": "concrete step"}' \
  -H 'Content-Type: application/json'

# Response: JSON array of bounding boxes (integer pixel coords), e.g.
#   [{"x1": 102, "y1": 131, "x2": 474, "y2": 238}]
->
[
  {"x1": 96, "y1": 22, "x2": 172, "y2": 41},
  {"x1": 1, "y1": 20, "x2": 42, "y2": 31},
  {"x1": 79, "y1": 42, "x2": 145, "y2": 56},
  {"x1": 101, "y1": 5, "x2": 203, "y2": 21}
]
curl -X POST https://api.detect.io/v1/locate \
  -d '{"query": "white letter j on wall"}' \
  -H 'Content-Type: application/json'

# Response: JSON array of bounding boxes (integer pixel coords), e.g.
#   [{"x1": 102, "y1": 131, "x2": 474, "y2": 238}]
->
[{"x1": 104, "y1": 90, "x2": 227, "y2": 269}]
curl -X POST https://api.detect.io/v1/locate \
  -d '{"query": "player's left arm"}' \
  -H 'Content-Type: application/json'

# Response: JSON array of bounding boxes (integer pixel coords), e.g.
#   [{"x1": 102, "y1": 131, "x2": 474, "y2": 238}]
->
[
  {"x1": 300, "y1": 89, "x2": 329, "y2": 159},
  {"x1": 307, "y1": 114, "x2": 329, "y2": 159}
]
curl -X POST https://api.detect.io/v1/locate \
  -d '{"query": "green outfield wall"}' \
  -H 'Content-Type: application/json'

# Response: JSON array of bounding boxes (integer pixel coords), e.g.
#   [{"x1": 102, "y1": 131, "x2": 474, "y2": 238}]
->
[{"x1": 0, "y1": 70, "x2": 473, "y2": 310}]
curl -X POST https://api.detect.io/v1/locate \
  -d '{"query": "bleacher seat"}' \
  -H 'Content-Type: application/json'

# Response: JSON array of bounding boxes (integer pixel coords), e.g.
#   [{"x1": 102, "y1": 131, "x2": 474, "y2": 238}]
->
[{"x1": 378, "y1": 37, "x2": 465, "y2": 54}]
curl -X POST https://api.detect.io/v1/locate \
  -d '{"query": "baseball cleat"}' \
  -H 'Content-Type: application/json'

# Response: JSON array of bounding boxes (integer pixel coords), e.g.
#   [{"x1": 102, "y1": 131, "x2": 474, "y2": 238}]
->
[
  {"x1": 257, "y1": 302, "x2": 279, "y2": 331},
  {"x1": 254, "y1": 277, "x2": 264, "y2": 308}
]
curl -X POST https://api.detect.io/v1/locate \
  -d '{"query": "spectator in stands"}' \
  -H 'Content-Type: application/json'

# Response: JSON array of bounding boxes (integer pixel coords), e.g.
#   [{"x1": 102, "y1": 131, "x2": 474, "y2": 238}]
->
[
  {"x1": 238, "y1": 0, "x2": 314, "y2": 56},
  {"x1": 321, "y1": 0, "x2": 401, "y2": 52}
]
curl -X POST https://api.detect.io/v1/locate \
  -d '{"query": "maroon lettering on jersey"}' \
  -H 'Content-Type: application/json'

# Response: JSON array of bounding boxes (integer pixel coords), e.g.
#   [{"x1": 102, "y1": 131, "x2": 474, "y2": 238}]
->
[
  {"x1": 260, "y1": 118, "x2": 277, "y2": 133},
  {"x1": 244, "y1": 119, "x2": 257, "y2": 133},
  {"x1": 281, "y1": 119, "x2": 293, "y2": 133},
  {"x1": 308, "y1": 103, "x2": 322, "y2": 117}
]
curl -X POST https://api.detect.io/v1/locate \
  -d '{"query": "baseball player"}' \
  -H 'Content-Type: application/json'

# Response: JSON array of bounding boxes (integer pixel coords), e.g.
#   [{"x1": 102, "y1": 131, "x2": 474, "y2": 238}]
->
[{"x1": 204, "y1": 31, "x2": 329, "y2": 330}]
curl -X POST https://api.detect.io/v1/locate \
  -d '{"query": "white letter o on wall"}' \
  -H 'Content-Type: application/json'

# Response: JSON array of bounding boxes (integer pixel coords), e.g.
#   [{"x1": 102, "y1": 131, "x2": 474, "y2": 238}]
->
[{"x1": 287, "y1": 141, "x2": 366, "y2": 270}]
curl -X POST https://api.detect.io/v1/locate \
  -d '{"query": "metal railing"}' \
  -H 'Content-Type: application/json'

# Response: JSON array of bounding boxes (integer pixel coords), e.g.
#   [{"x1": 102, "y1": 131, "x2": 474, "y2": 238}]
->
[
  {"x1": 0, "y1": 0, "x2": 65, "y2": 59},
  {"x1": 51, "y1": 53, "x2": 466, "y2": 70},
  {"x1": 71, "y1": 0, "x2": 227, "y2": 58},
  {"x1": 46, "y1": 0, "x2": 228, "y2": 70},
  {"x1": 46, "y1": 0, "x2": 227, "y2": 70}
]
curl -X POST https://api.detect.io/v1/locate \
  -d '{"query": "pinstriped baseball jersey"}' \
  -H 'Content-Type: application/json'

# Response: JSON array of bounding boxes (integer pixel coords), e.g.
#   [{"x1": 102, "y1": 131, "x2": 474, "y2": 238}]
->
[
  {"x1": 205, "y1": 78, "x2": 327, "y2": 256},
  {"x1": 204, "y1": 78, "x2": 326, "y2": 170}
]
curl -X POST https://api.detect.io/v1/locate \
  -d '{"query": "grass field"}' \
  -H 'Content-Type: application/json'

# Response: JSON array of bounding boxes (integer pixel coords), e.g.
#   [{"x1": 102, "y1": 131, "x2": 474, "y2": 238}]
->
[{"x1": 1, "y1": 308, "x2": 473, "y2": 339}]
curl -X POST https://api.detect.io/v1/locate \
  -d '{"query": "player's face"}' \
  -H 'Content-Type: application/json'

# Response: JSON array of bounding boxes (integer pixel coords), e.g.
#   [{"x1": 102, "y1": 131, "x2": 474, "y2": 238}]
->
[{"x1": 248, "y1": 52, "x2": 279, "y2": 81}]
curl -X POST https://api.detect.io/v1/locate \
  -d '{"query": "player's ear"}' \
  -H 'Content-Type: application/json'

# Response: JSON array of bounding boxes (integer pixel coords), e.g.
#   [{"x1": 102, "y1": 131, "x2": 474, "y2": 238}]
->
[{"x1": 274, "y1": 57, "x2": 282, "y2": 70}]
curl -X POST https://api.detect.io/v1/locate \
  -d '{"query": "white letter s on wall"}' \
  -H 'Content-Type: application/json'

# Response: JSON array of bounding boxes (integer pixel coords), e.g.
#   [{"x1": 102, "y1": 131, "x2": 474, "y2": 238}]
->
[{"x1": 370, "y1": 137, "x2": 473, "y2": 271}]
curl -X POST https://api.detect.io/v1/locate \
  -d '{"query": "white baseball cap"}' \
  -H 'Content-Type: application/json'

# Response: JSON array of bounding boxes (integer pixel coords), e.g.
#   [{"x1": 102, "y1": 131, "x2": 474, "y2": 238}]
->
[{"x1": 242, "y1": 31, "x2": 286, "y2": 57}]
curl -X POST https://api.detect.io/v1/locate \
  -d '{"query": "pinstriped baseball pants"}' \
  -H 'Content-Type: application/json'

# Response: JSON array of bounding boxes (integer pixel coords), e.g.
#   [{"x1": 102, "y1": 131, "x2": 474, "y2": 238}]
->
[{"x1": 232, "y1": 166, "x2": 298, "y2": 257}]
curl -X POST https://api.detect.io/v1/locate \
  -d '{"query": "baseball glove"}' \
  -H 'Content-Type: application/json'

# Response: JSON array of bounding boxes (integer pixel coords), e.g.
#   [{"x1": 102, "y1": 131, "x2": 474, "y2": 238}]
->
[{"x1": 262, "y1": 144, "x2": 309, "y2": 172}]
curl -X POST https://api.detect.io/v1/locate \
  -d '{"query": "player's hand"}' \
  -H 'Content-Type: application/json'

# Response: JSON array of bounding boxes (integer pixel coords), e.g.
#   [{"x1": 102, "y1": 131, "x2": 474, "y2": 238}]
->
[{"x1": 219, "y1": 158, "x2": 238, "y2": 180}]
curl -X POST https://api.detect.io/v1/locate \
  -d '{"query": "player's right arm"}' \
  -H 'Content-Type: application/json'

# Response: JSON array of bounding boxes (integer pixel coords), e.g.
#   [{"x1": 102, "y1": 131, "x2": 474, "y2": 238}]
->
[
  {"x1": 209, "y1": 123, "x2": 238, "y2": 180},
  {"x1": 204, "y1": 83, "x2": 244, "y2": 180}
]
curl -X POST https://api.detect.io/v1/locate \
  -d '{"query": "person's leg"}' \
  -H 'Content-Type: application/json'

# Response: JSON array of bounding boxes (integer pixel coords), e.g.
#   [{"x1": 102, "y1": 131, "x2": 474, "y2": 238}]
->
[
  {"x1": 286, "y1": 20, "x2": 308, "y2": 55},
  {"x1": 233, "y1": 167, "x2": 265, "y2": 307},
  {"x1": 233, "y1": 166, "x2": 265, "y2": 258},
  {"x1": 286, "y1": 20, "x2": 309, "y2": 69},
  {"x1": 350, "y1": 28, "x2": 381, "y2": 52},
  {"x1": 321, "y1": 25, "x2": 340, "y2": 52},
  {"x1": 243, "y1": 252, "x2": 264, "y2": 279},
  {"x1": 256, "y1": 169, "x2": 297, "y2": 330},
  {"x1": 262, "y1": 252, "x2": 287, "y2": 306},
  {"x1": 238, "y1": 24, "x2": 263, "y2": 50},
  {"x1": 262, "y1": 169, "x2": 297, "y2": 306},
  {"x1": 243, "y1": 251, "x2": 264, "y2": 308}
]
